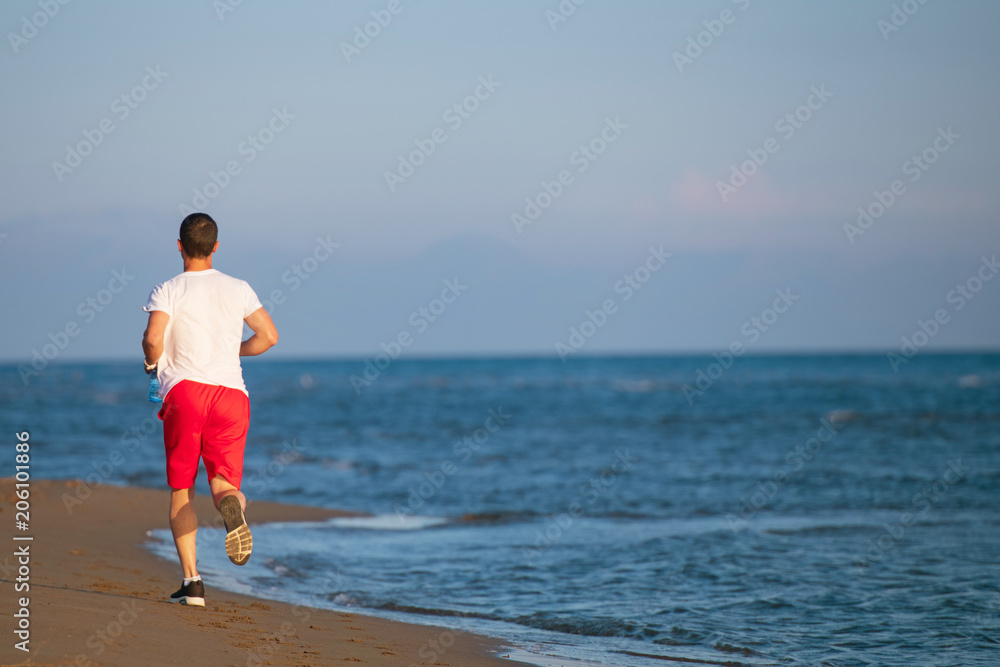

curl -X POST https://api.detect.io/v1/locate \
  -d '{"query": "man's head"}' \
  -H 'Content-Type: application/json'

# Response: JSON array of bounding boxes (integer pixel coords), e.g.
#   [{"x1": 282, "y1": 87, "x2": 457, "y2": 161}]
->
[{"x1": 178, "y1": 213, "x2": 219, "y2": 259}]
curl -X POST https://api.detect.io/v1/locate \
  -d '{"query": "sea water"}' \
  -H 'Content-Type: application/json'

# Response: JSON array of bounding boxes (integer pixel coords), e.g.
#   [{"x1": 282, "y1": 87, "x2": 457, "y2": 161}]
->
[{"x1": 3, "y1": 354, "x2": 998, "y2": 666}]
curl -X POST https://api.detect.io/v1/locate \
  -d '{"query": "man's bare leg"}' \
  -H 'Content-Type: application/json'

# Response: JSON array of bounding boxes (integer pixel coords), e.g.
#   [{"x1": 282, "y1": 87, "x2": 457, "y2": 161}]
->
[
  {"x1": 210, "y1": 474, "x2": 253, "y2": 565},
  {"x1": 209, "y1": 474, "x2": 246, "y2": 511},
  {"x1": 169, "y1": 487, "x2": 199, "y2": 579}
]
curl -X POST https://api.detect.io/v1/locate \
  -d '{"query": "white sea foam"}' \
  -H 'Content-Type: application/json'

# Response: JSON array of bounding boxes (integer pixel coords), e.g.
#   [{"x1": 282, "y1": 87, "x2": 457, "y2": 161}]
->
[{"x1": 326, "y1": 515, "x2": 449, "y2": 531}]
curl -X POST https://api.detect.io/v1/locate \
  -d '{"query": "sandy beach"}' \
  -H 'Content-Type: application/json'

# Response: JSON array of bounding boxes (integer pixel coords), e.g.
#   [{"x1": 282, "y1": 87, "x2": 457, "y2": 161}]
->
[{"x1": 0, "y1": 478, "x2": 515, "y2": 667}]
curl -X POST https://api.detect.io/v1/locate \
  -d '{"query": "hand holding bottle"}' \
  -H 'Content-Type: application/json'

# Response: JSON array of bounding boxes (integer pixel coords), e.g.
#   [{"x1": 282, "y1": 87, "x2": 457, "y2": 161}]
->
[{"x1": 145, "y1": 361, "x2": 163, "y2": 403}]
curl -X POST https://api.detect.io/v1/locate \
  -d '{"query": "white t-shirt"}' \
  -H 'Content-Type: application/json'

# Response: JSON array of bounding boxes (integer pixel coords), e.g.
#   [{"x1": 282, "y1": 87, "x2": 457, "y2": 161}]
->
[{"x1": 143, "y1": 269, "x2": 263, "y2": 398}]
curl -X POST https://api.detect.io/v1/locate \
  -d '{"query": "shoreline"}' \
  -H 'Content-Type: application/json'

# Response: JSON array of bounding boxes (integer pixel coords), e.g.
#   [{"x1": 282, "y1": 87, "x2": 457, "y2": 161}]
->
[{"x1": 0, "y1": 478, "x2": 519, "y2": 666}]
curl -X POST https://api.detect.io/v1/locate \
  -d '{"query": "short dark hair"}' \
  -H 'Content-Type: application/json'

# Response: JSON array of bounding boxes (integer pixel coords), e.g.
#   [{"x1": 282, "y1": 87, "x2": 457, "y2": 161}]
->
[{"x1": 179, "y1": 213, "x2": 218, "y2": 258}]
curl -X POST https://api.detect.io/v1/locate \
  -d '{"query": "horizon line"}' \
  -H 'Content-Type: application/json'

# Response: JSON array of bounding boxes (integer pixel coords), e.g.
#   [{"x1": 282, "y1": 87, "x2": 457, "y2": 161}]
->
[{"x1": 2, "y1": 347, "x2": 999, "y2": 367}]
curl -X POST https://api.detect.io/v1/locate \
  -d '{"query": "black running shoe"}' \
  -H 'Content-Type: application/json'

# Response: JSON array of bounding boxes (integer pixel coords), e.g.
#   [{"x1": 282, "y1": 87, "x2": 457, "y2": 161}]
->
[
  {"x1": 220, "y1": 495, "x2": 253, "y2": 566},
  {"x1": 169, "y1": 579, "x2": 205, "y2": 607}
]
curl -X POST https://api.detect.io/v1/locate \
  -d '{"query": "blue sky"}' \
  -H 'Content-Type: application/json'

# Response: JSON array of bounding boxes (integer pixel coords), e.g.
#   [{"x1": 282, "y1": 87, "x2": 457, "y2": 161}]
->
[{"x1": 1, "y1": 0, "x2": 998, "y2": 361}]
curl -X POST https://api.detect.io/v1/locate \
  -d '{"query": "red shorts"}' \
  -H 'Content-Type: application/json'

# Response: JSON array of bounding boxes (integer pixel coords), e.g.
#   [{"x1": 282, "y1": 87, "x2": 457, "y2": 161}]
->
[{"x1": 158, "y1": 380, "x2": 250, "y2": 490}]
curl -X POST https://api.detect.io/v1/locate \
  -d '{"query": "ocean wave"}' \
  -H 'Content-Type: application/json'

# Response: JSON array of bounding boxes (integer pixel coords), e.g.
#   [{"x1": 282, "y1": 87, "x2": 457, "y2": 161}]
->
[
  {"x1": 325, "y1": 515, "x2": 449, "y2": 531},
  {"x1": 652, "y1": 626, "x2": 710, "y2": 646},
  {"x1": 617, "y1": 648, "x2": 758, "y2": 666},
  {"x1": 455, "y1": 510, "x2": 539, "y2": 524},
  {"x1": 376, "y1": 601, "x2": 500, "y2": 621},
  {"x1": 509, "y1": 612, "x2": 643, "y2": 638},
  {"x1": 763, "y1": 524, "x2": 872, "y2": 537}
]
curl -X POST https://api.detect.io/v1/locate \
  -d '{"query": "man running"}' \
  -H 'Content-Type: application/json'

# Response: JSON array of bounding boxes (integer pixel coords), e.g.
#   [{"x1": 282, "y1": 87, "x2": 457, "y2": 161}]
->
[{"x1": 141, "y1": 212, "x2": 278, "y2": 607}]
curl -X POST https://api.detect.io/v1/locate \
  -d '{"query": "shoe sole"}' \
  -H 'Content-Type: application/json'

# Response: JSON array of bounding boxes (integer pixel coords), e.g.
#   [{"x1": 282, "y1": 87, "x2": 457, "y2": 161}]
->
[
  {"x1": 170, "y1": 596, "x2": 205, "y2": 607},
  {"x1": 220, "y1": 495, "x2": 253, "y2": 566}
]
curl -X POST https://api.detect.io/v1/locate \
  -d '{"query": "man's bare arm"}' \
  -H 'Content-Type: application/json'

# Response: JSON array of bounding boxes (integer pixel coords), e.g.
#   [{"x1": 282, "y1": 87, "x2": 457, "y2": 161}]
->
[
  {"x1": 240, "y1": 307, "x2": 279, "y2": 357},
  {"x1": 142, "y1": 311, "x2": 170, "y2": 367}
]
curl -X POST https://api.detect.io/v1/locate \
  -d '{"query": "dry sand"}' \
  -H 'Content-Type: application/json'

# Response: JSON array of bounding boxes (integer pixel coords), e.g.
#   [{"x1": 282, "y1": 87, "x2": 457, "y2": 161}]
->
[{"x1": 0, "y1": 479, "x2": 517, "y2": 667}]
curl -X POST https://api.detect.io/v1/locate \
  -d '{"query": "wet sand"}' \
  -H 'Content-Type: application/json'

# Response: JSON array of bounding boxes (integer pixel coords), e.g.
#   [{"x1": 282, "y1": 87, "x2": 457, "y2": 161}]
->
[{"x1": 0, "y1": 479, "x2": 516, "y2": 666}]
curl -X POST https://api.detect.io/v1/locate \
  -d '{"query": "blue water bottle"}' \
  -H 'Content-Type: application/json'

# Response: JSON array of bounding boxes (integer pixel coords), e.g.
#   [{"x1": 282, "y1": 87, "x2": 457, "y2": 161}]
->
[{"x1": 148, "y1": 371, "x2": 163, "y2": 403}]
